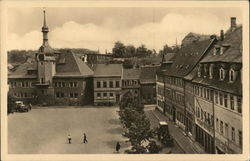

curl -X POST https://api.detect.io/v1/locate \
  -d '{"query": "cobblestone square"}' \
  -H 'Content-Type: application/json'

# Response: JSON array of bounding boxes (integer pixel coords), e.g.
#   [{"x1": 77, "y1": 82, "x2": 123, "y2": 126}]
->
[{"x1": 8, "y1": 106, "x2": 130, "y2": 154}]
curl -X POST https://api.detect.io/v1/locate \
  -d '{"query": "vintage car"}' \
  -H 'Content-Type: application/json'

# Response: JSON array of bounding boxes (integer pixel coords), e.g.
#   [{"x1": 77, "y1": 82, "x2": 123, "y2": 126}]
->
[
  {"x1": 157, "y1": 121, "x2": 174, "y2": 146},
  {"x1": 15, "y1": 101, "x2": 29, "y2": 112}
]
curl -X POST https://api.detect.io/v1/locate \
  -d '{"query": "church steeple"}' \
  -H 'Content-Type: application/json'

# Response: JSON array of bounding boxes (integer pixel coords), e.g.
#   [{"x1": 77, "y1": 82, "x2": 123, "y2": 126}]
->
[{"x1": 42, "y1": 9, "x2": 49, "y2": 45}]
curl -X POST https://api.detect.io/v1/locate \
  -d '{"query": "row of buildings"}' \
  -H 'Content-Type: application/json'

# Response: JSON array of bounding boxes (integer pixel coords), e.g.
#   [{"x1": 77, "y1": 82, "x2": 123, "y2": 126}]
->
[
  {"x1": 8, "y1": 10, "x2": 158, "y2": 107},
  {"x1": 156, "y1": 17, "x2": 242, "y2": 154}
]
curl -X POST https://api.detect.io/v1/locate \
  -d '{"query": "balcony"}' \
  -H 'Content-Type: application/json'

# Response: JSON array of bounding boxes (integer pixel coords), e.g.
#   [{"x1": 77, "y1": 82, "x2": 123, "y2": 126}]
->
[{"x1": 35, "y1": 81, "x2": 50, "y2": 87}]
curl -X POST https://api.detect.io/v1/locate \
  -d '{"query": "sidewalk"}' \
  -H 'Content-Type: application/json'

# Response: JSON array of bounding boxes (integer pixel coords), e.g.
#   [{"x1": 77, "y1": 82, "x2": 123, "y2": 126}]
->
[{"x1": 150, "y1": 109, "x2": 206, "y2": 154}]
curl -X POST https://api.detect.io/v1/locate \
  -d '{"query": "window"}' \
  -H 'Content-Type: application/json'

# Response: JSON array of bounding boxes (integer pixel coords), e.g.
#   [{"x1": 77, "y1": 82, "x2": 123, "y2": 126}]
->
[
  {"x1": 220, "y1": 68, "x2": 225, "y2": 80},
  {"x1": 74, "y1": 93, "x2": 78, "y2": 98},
  {"x1": 200, "y1": 87, "x2": 203, "y2": 97},
  {"x1": 197, "y1": 65, "x2": 202, "y2": 77},
  {"x1": 224, "y1": 94, "x2": 228, "y2": 108},
  {"x1": 70, "y1": 93, "x2": 74, "y2": 98},
  {"x1": 225, "y1": 123, "x2": 229, "y2": 138},
  {"x1": 232, "y1": 127, "x2": 235, "y2": 141},
  {"x1": 201, "y1": 109, "x2": 203, "y2": 120},
  {"x1": 62, "y1": 82, "x2": 66, "y2": 87},
  {"x1": 110, "y1": 93, "x2": 114, "y2": 97},
  {"x1": 103, "y1": 81, "x2": 107, "y2": 88},
  {"x1": 69, "y1": 82, "x2": 77, "y2": 88},
  {"x1": 229, "y1": 69, "x2": 235, "y2": 82},
  {"x1": 209, "y1": 64, "x2": 214, "y2": 79},
  {"x1": 103, "y1": 93, "x2": 107, "y2": 97},
  {"x1": 237, "y1": 97, "x2": 242, "y2": 113},
  {"x1": 220, "y1": 121, "x2": 224, "y2": 134},
  {"x1": 54, "y1": 82, "x2": 58, "y2": 87},
  {"x1": 207, "y1": 113, "x2": 210, "y2": 125},
  {"x1": 239, "y1": 130, "x2": 242, "y2": 147},
  {"x1": 230, "y1": 95, "x2": 235, "y2": 110},
  {"x1": 97, "y1": 81, "x2": 101, "y2": 88},
  {"x1": 204, "y1": 88, "x2": 207, "y2": 98},
  {"x1": 215, "y1": 91, "x2": 218, "y2": 104},
  {"x1": 109, "y1": 81, "x2": 113, "y2": 88},
  {"x1": 219, "y1": 93, "x2": 223, "y2": 106},
  {"x1": 116, "y1": 81, "x2": 120, "y2": 88},
  {"x1": 97, "y1": 93, "x2": 101, "y2": 98}
]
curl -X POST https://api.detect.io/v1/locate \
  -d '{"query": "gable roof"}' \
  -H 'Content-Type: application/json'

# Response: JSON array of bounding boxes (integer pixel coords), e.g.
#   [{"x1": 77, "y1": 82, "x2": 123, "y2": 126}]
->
[
  {"x1": 55, "y1": 51, "x2": 93, "y2": 77},
  {"x1": 93, "y1": 64, "x2": 122, "y2": 77},
  {"x1": 200, "y1": 26, "x2": 242, "y2": 63},
  {"x1": 122, "y1": 68, "x2": 140, "y2": 79},
  {"x1": 140, "y1": 65, "x2": 160, "y2": 84},
  {"x1": 164, "y1": 38, "x2": 214, "y2": 78}
]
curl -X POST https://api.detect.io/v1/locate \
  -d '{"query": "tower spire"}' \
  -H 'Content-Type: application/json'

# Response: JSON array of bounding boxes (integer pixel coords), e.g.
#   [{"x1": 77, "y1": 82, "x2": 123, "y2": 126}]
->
[
  {"x1": 42, "y1": 9, "x2": 49, "y2": 45},
  {"x1": 43, "y1": 9, "x2": 47, "y2": 28}
]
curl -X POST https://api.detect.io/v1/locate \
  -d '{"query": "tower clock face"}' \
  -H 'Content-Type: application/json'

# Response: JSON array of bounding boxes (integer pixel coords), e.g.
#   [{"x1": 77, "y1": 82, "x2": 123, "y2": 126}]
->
[{"x1": 38, "y1": 54, "x2": 45, "y2": 61}]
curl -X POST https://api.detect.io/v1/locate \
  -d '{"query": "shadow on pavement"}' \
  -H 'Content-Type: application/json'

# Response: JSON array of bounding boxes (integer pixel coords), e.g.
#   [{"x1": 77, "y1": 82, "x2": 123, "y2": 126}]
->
[
  {"x1": 106, "y1": 127, "x2": 123, "y2": 135},
  {"x1": 108, "y1": 119, "x2": 120, "y2": 125}
]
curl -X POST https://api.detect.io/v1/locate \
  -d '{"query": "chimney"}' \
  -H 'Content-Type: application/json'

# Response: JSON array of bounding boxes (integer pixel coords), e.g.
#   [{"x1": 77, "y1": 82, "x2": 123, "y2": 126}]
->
[
  {"x1": 230, "y1": 17, "x2": 237, "y2": 32},
  {"x1": 220, "y1": 30, "x2": 224, "y2": 41}
]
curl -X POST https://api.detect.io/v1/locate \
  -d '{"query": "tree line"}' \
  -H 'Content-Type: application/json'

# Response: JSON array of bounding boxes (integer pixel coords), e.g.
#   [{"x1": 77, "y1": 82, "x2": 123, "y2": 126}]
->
[{"x1": 112, "y1": 41, "x2": 179, "y2": 59}]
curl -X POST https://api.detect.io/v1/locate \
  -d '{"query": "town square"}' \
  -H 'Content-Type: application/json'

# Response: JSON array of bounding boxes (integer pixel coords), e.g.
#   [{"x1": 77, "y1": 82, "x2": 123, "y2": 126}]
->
[{"x1": 5, "y1": 3, "x2": 245, "y2": 156}]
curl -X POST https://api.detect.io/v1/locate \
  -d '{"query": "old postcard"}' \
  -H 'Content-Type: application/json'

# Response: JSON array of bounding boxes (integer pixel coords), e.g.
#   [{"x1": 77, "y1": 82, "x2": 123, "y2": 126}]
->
[{"x1": 1, "y1": 1, "x2": 249, "y2": 161}]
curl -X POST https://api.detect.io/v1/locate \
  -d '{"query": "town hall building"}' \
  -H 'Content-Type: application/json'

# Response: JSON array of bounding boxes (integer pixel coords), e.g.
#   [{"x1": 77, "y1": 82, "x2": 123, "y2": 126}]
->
[{"x1": 8, "y1": 10, "x2": 94, "y2": 106}]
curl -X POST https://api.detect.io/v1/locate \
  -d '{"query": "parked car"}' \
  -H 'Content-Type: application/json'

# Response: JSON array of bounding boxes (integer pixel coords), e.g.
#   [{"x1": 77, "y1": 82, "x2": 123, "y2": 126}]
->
[
  {"x1": 157, "y1": 121, "x2": 174, "y2": 146},
  {"x1": 15, "y1": 101, "x2": 29, "y2": 112}
]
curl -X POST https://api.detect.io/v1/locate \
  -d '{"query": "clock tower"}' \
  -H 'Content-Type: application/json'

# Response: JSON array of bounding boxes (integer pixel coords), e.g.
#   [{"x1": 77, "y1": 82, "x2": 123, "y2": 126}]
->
[{"x1": 35, "y1": 10, "x2": 57, "y2": 105}]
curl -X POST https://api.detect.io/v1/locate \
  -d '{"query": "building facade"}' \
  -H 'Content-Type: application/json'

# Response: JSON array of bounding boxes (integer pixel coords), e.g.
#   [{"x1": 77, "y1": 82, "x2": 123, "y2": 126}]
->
[
  {"x1": 156, "y1": 37, "x2": 216, "y2": 139},
  {"x1": 140, "y1": 65, "x2": 159, "y2": 105},
  {"x1": 193, "y1": 18, "x2": 242, "y2": 154},
  {"x1": 121, "y1": 68, "x2": 140, "y2": 96},
  {"x1": 156, "y1": 17, "x2": 242, "y2": 154},
  {"x1": 93, "y1": 64, "x2": 122, "y2": 106}
]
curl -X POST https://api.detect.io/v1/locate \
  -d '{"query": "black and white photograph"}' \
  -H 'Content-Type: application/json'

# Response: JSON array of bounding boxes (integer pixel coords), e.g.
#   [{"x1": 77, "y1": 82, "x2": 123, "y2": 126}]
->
[{"x1": 1, "y1": 1, "x2": 249, "y2": 161}]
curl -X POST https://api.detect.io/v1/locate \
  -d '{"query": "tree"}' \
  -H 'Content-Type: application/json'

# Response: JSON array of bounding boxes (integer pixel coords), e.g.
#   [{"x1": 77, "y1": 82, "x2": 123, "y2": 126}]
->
[
  {"x1": 118, "y1": 91, "x2": 154, "y2": 153},
  {"x1": 136, "y1": 44, "x2": 148, "y2": 58},
  {"x1": 112, "y1": 41, "x2": 126, "y2": 58},
  {"x1": 125, "y1": 45, "x2": 136, "y2": 58}
]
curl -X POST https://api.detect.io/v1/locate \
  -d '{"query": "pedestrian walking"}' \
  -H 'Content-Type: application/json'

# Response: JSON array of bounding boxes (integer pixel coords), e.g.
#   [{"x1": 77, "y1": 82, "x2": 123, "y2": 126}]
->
[
  {"x1": 116, "y1": 141, "x2": 121, "y2": 153},
  {"x1": 68, "y1": 134, "x2": 72, "y2": 144},
  {"x1": 83, "y1": 133, "x2": 88, "y2": 143}
]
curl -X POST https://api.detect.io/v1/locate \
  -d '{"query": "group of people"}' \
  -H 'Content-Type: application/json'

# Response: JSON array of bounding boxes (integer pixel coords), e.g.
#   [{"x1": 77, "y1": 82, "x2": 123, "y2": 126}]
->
[
  {"x1": 67, "y1": 133, "x2": 121, "y2": 153},
  {"x1": 67, "y1": 133, "x2": 88, "y2": 144}
]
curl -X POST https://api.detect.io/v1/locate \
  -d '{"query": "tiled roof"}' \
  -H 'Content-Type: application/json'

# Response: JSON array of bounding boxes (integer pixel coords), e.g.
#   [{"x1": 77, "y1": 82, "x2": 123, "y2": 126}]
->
[
  {"x1": 55, "y1": 51, "x2": 93, "y2": 77},
  {"x1": 94, "y1": 64, "x2": 122, "y2": 77},
  {"x1": 140, "y1": 65, "x2": 160, "y2": 84},
  {"x1": 164, "y1": 38, "x2": 215, "y2": 78},
  {"x1": 192, "y1": 74, "x2": 242, "y2": 96},
  {"x1": 200, "y1": 26, "x2": 242, "y2": 63},
  {"x1": 8, "y1": 62, "x2": 38, "y2": 79},
  {"x1": 122, "y1": 68, "x2": 140, "y2": 79}
]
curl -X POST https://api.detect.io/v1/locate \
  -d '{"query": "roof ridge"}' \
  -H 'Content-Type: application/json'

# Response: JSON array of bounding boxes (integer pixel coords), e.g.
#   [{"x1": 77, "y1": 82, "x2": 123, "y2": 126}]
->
[{"x1": 70, "y1": 51, "x2": 82, "y2": 75}]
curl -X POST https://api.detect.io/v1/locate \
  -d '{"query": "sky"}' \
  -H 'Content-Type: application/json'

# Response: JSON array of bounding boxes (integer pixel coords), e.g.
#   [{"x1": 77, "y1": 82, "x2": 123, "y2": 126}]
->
[{"x1": 7, "y1": 7, "x2": 242, "y2": 53}]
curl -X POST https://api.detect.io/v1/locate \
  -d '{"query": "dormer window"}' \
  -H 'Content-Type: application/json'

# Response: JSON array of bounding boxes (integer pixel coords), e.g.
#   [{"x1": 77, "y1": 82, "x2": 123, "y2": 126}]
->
[
  {"x1": 220, "y1": 47, "x2": 224, "y2": 55},
  {"x1": 197, "y1": 64, "x2": 202, "y2": 77},
  {"x1": 219, "y1": 68, "x2": 225, "y2": 80},
  {"x1": 209, "y1": 64, "x2": 214, "y2": 79},
  {"x1": 229, "y1": 68, "x2": 235, "y2": 82},
  {"x1": 213, "y1": 46, "x2": 220, "y2": 55},
  {"x1": 203, "y1": 64, "x2": 208, "y2": 78}
]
